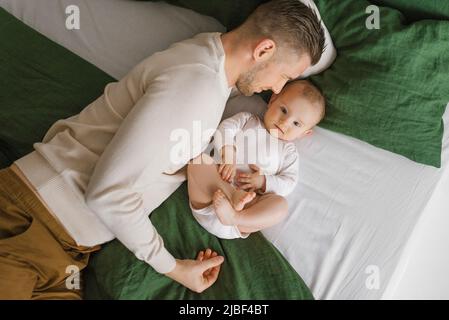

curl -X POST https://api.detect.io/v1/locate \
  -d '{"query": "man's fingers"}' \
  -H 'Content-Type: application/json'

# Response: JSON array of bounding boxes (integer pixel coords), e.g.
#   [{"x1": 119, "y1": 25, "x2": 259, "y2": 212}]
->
[
  {"x1": 197, "y1": 250, "x2": 204, "y2": 261},
  {"x1": 205, "y1": 264, "x2": 221, "y2": 284},
  {"x1": 199, "y1": 256, "x2": 224, "y2": 273}
]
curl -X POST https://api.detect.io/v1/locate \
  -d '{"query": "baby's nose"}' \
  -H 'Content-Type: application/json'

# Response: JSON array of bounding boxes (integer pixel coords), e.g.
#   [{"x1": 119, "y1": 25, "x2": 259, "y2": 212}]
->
[{"x1": 278, "y1": 122, "x2": 288, "y2": 131}]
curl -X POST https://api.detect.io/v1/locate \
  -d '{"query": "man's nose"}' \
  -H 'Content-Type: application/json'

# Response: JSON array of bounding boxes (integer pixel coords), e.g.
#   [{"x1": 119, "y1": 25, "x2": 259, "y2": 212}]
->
[
  {"x1": 272, "y1": 85, "x2": 282, "y2": 94},
  {"x1": 272, "y1": 78, "x2": 288, "y2": 94}
]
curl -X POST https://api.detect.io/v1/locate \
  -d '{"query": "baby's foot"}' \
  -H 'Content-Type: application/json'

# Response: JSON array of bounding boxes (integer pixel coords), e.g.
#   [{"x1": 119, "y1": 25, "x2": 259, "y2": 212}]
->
[
  {"x1": 231, "y1": 189, "x2": 256, "y2": 211},
  {"x1": 213, "y1": 189, "x2": 237, "y2": 226}
]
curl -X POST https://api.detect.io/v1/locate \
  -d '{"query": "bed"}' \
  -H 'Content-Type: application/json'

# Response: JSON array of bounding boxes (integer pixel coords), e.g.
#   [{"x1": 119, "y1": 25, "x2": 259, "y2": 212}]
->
[{"x1": 1, "y1": 0, "x2": 448, "y2": 299}]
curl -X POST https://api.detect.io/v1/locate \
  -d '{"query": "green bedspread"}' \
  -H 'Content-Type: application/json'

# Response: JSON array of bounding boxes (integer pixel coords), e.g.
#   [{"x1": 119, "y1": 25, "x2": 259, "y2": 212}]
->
[
  {"x1": 0, "y1": 8, "x2": 313, "y2": 299},
  {"x1": 310, "y1": 0, "x2": 449, "y2": 168}
]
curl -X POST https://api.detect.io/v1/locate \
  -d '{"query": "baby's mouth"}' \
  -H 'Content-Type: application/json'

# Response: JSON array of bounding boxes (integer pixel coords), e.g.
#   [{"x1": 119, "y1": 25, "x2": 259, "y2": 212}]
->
[{"x1": 274, "y1": 124, "x2": 284, "y2": 134}]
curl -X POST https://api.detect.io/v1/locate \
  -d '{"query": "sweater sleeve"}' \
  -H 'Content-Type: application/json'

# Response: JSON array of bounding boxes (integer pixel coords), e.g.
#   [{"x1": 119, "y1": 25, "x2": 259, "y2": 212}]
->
[
  {"x1": 213, "y1": 111, "x2": 254, "y2": 157},
  {"x1": 264, "y1": 143, "x2": 300, "y2": 197},
  {"x1": 85, "y1": 64, "x2": 225, "y2": 274}
]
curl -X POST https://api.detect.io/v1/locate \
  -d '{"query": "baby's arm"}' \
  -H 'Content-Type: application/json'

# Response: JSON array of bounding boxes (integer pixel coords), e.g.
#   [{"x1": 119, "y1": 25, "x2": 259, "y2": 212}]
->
[
  {"x1": 231, "y1": 145, "x2": 298, "y2": 233},
  {"x1": 264, "y1": 143, "x2": 299, "y2": 197},
  {"x1": 213, "y1": 112, "x2": 254, "y2": 181},
  {"x1": 237, "y1": 144, "x2": 299, "y2": 197}
]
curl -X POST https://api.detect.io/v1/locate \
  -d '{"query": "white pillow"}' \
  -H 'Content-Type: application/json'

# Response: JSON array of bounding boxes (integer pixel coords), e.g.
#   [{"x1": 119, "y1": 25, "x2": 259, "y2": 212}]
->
[
  {"x1": 298, "y1": 0, "x2": 337, "y2": 78},
  {"x1": 0, "y1": 0, "x2": 225, "y2": 79}
]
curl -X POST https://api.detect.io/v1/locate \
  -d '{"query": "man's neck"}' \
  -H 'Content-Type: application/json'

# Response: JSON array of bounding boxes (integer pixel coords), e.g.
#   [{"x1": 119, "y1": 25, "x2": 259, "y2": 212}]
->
[{"x1": 220, "y1": 31, "x2": 250, "y2": 88}]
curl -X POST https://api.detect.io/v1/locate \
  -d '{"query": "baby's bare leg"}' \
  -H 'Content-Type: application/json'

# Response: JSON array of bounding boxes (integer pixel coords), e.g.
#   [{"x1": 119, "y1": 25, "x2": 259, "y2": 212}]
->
[
  {"x1": 213, "y1": 192, "x2": 288, "y2": 234},
  {"x1": 237, "y1": 194, "x2": 288, "y2": 233},
  {"x1": 187, "y1": 153, "x2": 235, "y2": 210}
]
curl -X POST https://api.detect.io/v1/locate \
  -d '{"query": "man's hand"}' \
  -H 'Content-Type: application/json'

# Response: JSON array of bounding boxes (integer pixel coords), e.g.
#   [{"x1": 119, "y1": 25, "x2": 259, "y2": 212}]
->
[
  {"x1": 237, "y1": 164, "x2": 266, "y2": 192},
  {"x1": 165, "y1": 248, "x2": 224, "y2": 293},
  {"x1": 218, "y1": 145, "x2": 237, "y2": 182}
]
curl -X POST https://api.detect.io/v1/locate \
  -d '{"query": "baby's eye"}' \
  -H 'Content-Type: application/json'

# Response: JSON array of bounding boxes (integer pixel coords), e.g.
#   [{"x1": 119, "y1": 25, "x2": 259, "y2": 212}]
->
[
  {"x1": 294, "y1": 121, "x2": 301, "y2": 127},
  {"x1": 280, "y1": 106, "x2": 287, "y2": 114}
]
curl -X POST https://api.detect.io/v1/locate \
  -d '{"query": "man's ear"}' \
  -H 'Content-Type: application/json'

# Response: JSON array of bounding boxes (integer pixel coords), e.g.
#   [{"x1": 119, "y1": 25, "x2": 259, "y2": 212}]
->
[{"x1": 253, "y1": 38, "x2": 276, "y2": 63}]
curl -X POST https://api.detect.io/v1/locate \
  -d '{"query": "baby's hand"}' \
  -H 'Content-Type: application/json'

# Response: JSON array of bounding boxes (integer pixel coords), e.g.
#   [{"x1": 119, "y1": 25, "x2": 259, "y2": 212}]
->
[
  {"x1": 237, "y1": 164, "x2": 266, "y2": 192},
  {"x1": 218, "y1": 145, "x2": 236, "y2": 182},
  {"x1": 218, "y1": 164, "x2": 236, "y2": 182}
]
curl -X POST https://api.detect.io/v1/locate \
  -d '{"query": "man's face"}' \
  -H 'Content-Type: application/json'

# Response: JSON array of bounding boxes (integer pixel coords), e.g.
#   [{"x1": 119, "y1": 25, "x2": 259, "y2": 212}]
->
[{"x1": 235, "y1": 53, "x2": 312, "y2": 96}]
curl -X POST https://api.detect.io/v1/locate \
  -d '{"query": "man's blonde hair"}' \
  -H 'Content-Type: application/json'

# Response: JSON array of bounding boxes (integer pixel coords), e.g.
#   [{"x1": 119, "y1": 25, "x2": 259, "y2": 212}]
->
[{"x1": 240, "y1": 0, "x2": 326, "y2": 65}]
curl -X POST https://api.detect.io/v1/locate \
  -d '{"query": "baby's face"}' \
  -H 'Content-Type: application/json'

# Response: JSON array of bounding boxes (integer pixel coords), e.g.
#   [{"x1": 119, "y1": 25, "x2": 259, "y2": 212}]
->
[{"x1": 263, "y1": 85, "x2": 320, "y2": 141}]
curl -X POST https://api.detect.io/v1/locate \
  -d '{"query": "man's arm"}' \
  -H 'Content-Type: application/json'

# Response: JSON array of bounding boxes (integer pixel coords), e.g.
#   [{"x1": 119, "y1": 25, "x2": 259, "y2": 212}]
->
[{"x1": 85, "y1": 64, "x2": 225, "y2": 290}]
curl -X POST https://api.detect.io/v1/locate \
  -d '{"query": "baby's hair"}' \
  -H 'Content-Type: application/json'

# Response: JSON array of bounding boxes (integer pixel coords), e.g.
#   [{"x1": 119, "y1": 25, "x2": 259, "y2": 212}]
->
[{"x1": 285, "y1": 79, "x2": 326, "y2": 123}]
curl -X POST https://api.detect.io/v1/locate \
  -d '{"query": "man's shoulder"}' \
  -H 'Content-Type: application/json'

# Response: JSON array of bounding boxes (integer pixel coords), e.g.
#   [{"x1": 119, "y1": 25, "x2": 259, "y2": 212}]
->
[{"x1": 150, "y1": 32, "x2": 224, "y2": 74}]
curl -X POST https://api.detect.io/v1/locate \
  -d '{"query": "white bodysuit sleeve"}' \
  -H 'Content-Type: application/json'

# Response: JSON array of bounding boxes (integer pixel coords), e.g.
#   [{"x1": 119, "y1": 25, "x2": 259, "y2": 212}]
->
[
  {"x1": 213, "y1": 111, "x2": 254, "y2": 157},
  {"x1": 264, "y1": 143, "x2": 300, "y2": 197}
]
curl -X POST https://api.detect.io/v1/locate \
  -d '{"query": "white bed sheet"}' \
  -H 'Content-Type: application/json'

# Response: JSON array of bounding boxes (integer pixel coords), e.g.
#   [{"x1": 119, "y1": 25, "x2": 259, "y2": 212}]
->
[
  {"x1": 262, "y1": 106, "x2": 449, "y2": 299},
  {"x1": 2, "y1": 0, "x2": 448, "y2": 300}
]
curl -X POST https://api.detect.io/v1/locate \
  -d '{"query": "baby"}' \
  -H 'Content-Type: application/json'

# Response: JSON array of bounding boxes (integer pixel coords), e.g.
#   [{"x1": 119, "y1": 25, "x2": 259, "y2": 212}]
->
[{"x1": 187, "y1": 80, "x2": 325, "y2": 239}]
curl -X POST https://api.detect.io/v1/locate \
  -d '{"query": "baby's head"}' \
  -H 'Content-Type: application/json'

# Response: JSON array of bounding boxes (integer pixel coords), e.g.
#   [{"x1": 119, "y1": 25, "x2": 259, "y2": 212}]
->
[{"x1": 263, "y1": 80, "x2": 325, "y2": 141}]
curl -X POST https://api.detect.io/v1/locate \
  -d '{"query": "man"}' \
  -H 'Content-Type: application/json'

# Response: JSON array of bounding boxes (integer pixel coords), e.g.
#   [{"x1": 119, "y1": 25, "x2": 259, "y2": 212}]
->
[{"x1": 0, "y1": 0, "x2": 326, "y2": 298}]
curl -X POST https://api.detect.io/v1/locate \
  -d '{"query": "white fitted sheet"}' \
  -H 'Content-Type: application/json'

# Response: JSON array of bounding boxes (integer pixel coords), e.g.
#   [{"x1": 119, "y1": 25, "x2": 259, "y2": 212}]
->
[
  {"x1": 2, "y1": 0, "x2": 448, "y2": 300},
  {"x1": 262, "y1": 106, "x2": 449, "y2": 299}
]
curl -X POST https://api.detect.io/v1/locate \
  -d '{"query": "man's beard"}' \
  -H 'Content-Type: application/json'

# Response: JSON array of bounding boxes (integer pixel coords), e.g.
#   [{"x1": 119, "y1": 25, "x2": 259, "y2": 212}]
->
[{"x1": 235, "y1": 61, "x2": 268, "y2": 96}]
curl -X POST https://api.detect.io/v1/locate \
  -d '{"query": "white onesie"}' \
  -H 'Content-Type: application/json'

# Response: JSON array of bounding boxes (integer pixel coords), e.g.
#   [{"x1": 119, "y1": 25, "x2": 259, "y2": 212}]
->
[{"x1": 190, "y1": 112, "x2": 300, "y2": 239}]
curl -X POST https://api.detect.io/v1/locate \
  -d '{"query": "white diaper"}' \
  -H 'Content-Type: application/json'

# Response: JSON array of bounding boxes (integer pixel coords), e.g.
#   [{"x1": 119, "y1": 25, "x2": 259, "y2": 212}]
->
[{"x1": 189, "y1": 202, "x2": 249, "y2": 239}]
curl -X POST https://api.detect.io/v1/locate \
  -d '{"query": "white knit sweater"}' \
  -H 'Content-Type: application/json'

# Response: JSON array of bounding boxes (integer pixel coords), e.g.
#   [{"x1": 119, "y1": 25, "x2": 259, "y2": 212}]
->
[{"x1": 15, "y1": 32, "x2": 231, "y2": 273}]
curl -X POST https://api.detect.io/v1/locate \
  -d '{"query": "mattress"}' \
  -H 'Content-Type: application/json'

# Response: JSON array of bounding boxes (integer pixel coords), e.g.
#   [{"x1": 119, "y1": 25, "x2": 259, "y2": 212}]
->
[{"x1": 2, "y1": 0, "x2": 448, "y2": 299}]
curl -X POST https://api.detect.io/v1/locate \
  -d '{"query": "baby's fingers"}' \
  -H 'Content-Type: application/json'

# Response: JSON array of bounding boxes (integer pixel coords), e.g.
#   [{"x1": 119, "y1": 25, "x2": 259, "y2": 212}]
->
[
  {"x1": 240, "y1": 183, "x2": 253, "y2": 190},
  {"x1": 226, "y1": 167, "x2": 234, "y2": 181},
  {"x1": 238, "y1": 176, "x2": 251, "y2": 183},
  {"x1": 228, "y1": 169, "x2": 236, "y2": 182},
  {"x1": 222, "y1": 166, "x2": 230, "y2": 180}
]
